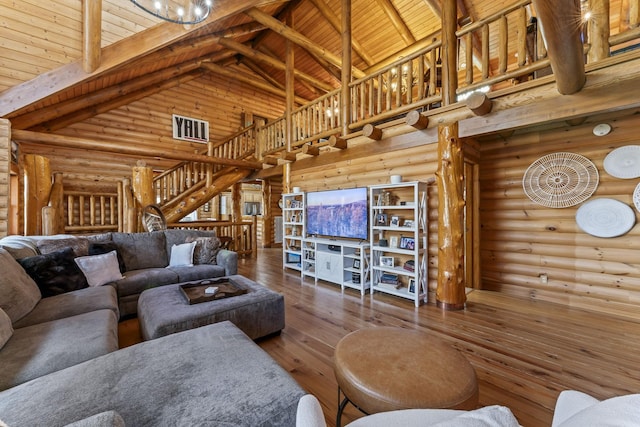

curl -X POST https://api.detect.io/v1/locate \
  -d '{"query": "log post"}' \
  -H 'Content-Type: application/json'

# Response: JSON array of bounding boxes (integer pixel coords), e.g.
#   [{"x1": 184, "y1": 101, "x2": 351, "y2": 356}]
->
[
  {"x1": 131, "y1": 164, "x2": 155, "y2": 209},
  {"x1": 42, "y1": 172, "x2": 65, "y2": 235},
  {"x1": 0, "y1": 119, "x2": 9, "y2": 238},
  {"x1": 121, "y1": 178, "x2": 136, "y2": 233},
  {"x1": 436, "y1": 123, "x2": 466, "y2": 310},
  {"x1": 341, "y1": 0, "x2": 352, "y2": 136},
  {"x1": 82, "y1": 0, "x2": 101, "y2": 73},
  {"x1": 587, "y1": 0, "x2": 610, "y2": 63},
  {"x1": 252, "y1": 215, "x2": 258, "y2": 259},
  {"x1": 262, "y1": 180, "x2": 272, "y2": 248},
  {"x1": 285, "y1": 12, "x2": 295, "y2": 155},
  {"x1": 441, "y1": 0, "x2": 458, "y2": 105},
  {"x1": 532, "y1": 0, "x2": 585, "y2": 94},
  {"x1": 466, "y1": 92, "x2": 493, "y2": 116},
  {"x1": 23, "y1": 154, "x2": 52, "y2": 236},
  {"x1": 302, "y1": 144, "x2": 320, "y2": 156}
]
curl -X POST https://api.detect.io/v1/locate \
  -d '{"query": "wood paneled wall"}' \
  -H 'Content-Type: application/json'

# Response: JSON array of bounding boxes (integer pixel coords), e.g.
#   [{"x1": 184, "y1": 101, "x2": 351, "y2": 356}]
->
[
  {"x1": 19, "y1": 73, "x2": 285, "y2": 192},
  {"x1": 0, "y1": 120, "x2": 9, "y2": 236},
  {"x1": 479, "y1": 110, "x2": 640, "y2": 321}
]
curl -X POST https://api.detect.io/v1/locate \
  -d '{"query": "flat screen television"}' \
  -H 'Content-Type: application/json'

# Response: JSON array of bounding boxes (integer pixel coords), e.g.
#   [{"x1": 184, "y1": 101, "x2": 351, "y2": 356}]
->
[{"x1": 306, "y1": 187, "x2": 368, "y2": 240}]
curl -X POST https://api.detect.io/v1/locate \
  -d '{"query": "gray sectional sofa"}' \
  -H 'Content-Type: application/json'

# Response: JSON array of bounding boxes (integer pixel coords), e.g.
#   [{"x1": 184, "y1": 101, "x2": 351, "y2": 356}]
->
[{"x1": 0, "y1": 230, "x2": 304, "y2": 426}]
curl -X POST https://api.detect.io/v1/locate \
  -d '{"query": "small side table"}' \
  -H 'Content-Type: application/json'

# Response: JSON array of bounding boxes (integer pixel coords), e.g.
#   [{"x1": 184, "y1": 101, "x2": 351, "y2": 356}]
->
[{"x1": 334, "y1": 327, "x2": 478, "y2": 426}]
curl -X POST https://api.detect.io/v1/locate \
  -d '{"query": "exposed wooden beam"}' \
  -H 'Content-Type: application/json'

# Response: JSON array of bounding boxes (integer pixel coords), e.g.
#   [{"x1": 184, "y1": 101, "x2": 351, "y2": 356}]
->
[
  {"x1": 82, "y1": 0, "x2": 101, "y2": 73},
  {"x1": 215, "y1": 37, "x2": 334, "y2": 92},
  {"x1": 365, "y1": 30, "x2": 441, "y2": 74},
  {"x1": 0, "y1": 0, "x2": 265, "y2": 117},
  {"x1": 202, "y1": 62, "x2": 309, "y2": 105},
  {"x1": 256, "y1": 45, "x2": 321, "y2": 96},
  {"x1": 13, "y1": 61, "x2": 202, "y2": 130},
  {"x1": 532, "y1": 0, "x2": 586, "y2": 94},
  {"x1": 239, "y1": 58, "x2": 286, "y2": 91},
  {"x1": 244, "y1": 7, "x2": 366, "y2": 78},
  {"x1": 307, "y1": 0, "x2": 374, "y2": 66},
  {"x1": 375, "y1": 0, "x2": 416, "y2": 44},
  {"x1": 33, "y1": 71, "x2": 204, "y2": 132},
  {"x1": 12, "y1": 130, "x2": 263, "y2": 169}
]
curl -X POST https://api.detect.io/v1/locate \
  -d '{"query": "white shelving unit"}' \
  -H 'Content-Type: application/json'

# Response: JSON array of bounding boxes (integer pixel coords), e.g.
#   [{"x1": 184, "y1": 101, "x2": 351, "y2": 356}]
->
[
  {"x1": 306, "y1": 237, "x2": 370, "y2": 295},
  {"x1": 369, "y1": 181, "x2": 428, "y2": 307},
  {"x1": 282, "y1": 192, "x2": 305, "y2": 272}
]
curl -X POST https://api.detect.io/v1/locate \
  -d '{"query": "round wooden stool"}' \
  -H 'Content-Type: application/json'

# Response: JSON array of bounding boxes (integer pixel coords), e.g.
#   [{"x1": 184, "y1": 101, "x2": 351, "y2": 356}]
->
[{"x1": 334, "y1": 327, "x2": 478, "y2": 426}]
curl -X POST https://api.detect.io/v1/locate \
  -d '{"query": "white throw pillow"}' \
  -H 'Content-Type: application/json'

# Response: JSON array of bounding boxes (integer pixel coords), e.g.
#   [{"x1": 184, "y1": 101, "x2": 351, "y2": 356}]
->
[
  {"x1": 0, "y1": 308, "x2": 13, "y2": 351},
  {"x1": 556, "y1": 394, "x2": 640, "y2": 427},
  {"x1": 167, "y1": 242, "x2": 196, "y2": 267},
  {"x1": 74, "y1": 251, "x2": 124, "y2": 287}
]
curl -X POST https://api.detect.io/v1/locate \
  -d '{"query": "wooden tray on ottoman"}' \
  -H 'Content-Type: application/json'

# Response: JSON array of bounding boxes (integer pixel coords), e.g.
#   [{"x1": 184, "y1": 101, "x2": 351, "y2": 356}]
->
[{"x1": 179, "y1": 278, "x2": 247, "y2": 305}]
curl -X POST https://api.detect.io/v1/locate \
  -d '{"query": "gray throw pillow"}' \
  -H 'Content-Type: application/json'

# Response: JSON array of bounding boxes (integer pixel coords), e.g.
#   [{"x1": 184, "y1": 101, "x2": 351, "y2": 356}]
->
[
  {"x1": 0, "y1": 308, "x2": 13, "y2": 350},
  {"x1": 0, "y1": 248, "x2": 41, "y2": 322}
]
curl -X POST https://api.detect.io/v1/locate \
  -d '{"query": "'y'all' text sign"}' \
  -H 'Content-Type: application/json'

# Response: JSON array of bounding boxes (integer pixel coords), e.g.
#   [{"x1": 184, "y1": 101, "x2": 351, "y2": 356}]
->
[{"x1": 172, "y1": 114, "x2": 209, "y2": 143}]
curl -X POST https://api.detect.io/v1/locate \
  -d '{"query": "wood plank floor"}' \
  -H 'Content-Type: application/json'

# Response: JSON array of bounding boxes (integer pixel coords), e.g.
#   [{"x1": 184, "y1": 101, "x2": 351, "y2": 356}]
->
[{"x1": 119, "y1": 248, "x2": 640, "y2": 427}]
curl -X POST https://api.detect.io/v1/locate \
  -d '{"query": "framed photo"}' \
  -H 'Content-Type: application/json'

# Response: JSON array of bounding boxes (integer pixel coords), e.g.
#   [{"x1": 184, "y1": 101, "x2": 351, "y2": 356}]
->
[
  {"x1": 389, "y1": 236, "x2": 398, "y2": 248},
  {"x1": 353, "y1": 259, "x2": 361, "y2": 269},
  {"x1": 403, "y1": 219, "x2": 414, "y2": 228},
  {"x1": 408, "y1": 279, "x2": 416, "y2": 294},
  {"x1": 287, "y1": 253, "x2": 301, "y2": 264},
  {"x1": 399, "y1": 236, "x2": 415, "y2": 250},
  {"x1": 376, "y1": 213, "x2": 388, "y2": 226},
  {"x1": 390, "y1": 215, "x2": 402, "y2": 227},
  {"x1": 380, "y1": 256, "x2": 394, "y2": 267}
]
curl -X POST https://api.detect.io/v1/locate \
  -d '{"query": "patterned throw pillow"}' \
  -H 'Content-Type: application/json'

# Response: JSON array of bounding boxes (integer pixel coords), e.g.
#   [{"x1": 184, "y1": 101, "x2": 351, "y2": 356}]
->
[{"x1": 185, "y1": 236, "x2": 221, "y2": 265}]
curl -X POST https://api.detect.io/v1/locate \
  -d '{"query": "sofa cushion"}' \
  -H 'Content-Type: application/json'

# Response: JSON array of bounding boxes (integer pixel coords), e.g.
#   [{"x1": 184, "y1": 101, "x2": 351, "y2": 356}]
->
[
  {"x1": 112, "y1": 232, "x2": 168, "y2": 271},
  {"x1": 167, "y1": 264, "x2": 225, "y2": 283},
  {"x1": 0, "y1": 321, "x2": 305, "y2": 427},
  {"x1": 0, "y1": 235, "x2": 39, "y2": 259},
  {"x1": 0, "y1": 248, "x2": 41, "y2": 323},
  {"x1": 0, "y1": 308, "x2": 12, "y2": 350},
  {"x1": 0, "y1": 309, "x2": 118, "y2": 391},
  {"x1": 186, "y1": 236, "x2": 220, "y2": 265},
  {"x1": 18, "y1": 247, "x2": 89, "y2": 297},
  {"x1": 113, "y1": 268, "x2": 179, "y2": 298},
  {"x1": 12, "y1": 285, "x2": 119, "y2": 329},
  {"x1": 167, "y1": 242, "x2": 196, "y2": 267},
  {"x1": 64, "y1": 411, "x2": 125, "y2": 427},
  {"x1": 37, "y1": 237, "x2": 91, "y2": 257},
  {"x1": 89, "y1": 242, "x2": 126, "y2": 273},
  {"x1": 75, "y1": 251, "x2": 124, "y2": 287}
]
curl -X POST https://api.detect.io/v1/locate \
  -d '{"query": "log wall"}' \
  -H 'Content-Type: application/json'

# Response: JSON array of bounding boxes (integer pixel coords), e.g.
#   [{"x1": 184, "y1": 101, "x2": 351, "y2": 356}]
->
[
  {"x1": 0, "y1": 120, "x2": 9, "y2": 236},
  {"x1": 479, "y1": 110, "x2": 640, "y2": 321}
]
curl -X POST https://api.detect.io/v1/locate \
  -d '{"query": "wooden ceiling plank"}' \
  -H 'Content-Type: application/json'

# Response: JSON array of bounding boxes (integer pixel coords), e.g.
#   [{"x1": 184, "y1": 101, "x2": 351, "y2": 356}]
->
[
  {"x1": 82, "y1": 0, "x2": 102, "y2": 73},
  {"x1": 307, "y1": 0, "x2": 374, "y2": 66},
  {"x1": 244, "y1": 7, "x2": 366, "y2": 78},
  {"x1": 0, "y1": 0, "x2": 267, "y2": 117},
  {"x1": 11, "y1": 129, "x2": 264, "y2": 169},
  {"x1": 375, "y1": 0, "x2": 416, "y2": 45},
  {"x1": 240, "y1": 58, "x2": 286, "y2": 91},
  {"x1": 531, "y1": 0, "x2": 585, "y2": 94},
  {"x1": 202, "y1": 62, "x2": 309, "y2": 105},
  {"x1": 215, "y1": 36, "x2": 334, "y2": 92}
]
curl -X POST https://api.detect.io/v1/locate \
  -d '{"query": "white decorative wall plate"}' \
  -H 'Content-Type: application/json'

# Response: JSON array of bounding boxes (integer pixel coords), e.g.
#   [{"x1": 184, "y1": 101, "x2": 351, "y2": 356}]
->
[
  {"x1": 523, "y1": 152, "x2": 599, "y2": 208},
  {"x1": 575, "y1": 198, "x2": 636, "y2": 238},
  {"x1": 603, "y1": 145, "x2": 640, "y2": 179}
]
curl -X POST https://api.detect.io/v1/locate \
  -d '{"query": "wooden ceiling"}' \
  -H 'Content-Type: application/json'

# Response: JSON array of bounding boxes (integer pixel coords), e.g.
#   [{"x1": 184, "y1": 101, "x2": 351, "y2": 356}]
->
[{"x1": 0, "y1": 0, "x2": 630, "y2": 131}]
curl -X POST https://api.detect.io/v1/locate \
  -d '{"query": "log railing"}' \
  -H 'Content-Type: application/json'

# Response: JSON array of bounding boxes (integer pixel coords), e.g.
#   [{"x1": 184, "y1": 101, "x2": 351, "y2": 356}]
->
[
  {"x1": 258, "y1": 116, "x2": 287, "y2": 157},
  {"x1": 63, "y1": 190, "x2": 121, "y2": 234},
  {"x1": 153, "y1": 125, "x2": 256, "y2": 205},
  {"x1": 291, "y1": 89, "x2": 342, "y2": 148},
  {"x1": 168, "y1": 219, "x2": 257, "y2": 258},
  {"x1": 348, "y1": 39, "x2": 442, "y2": 129}
]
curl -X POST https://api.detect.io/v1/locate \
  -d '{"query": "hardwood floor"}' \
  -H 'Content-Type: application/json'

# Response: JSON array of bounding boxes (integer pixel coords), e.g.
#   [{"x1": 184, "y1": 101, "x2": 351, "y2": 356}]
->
[{"x1": 119, "y1": 248, "x2": 640, "y2": 427}]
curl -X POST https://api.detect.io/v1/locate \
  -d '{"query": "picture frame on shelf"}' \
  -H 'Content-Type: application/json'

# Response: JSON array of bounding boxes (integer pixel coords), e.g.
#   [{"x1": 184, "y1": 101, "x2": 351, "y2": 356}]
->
[
  {"x1": 408, "y1": 279, "x2": 416, "y2": 294},
  {"x1": 399, "y1": 236, "x2": 415, "y2": 250},
  {"x1": 353, "y1": 259, "x2": 361, "y2": 269},
  {"x1": 403, "y1": 219, "x2": 414, "y2": 228},
  {"x1": 380, "y1": 256, "x2": 394, "y2": 267},
  {"x1": 389, "y1": 236, "x2": 398, "y2": 248},
  {"x1": 390, "y1": 215, "x2": 402, "y2": 227},
  {"x1": 376, "y1": 213, "x2": 389, "y2": 226},
  {"x1": 286, "y1": 253, "x2": 301, "y2": 264}
]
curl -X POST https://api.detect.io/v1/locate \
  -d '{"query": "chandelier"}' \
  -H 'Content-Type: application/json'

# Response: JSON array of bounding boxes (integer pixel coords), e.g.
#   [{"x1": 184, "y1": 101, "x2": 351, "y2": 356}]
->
[{"x1": 131, "y1": 0, "x2": 212, "y2": 24}]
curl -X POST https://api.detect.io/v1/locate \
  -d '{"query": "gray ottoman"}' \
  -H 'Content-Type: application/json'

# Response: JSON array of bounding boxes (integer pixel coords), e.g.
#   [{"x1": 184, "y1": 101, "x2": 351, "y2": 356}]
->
[{"x1": 138, "y1": 274, "x2": 285, "y2": 340}]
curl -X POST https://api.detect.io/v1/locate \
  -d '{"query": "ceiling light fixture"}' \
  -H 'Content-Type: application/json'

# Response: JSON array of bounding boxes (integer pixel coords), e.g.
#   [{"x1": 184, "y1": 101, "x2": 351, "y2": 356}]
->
[{"x1": 130, "y1": 0, "x2": 212, "y2": 24}]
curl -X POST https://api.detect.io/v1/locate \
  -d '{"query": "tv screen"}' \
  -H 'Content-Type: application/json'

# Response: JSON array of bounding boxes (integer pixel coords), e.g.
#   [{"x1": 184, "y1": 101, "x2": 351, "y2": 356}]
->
[{"x1": 306, "y1": 187, "x2": 368, "y2": 240}]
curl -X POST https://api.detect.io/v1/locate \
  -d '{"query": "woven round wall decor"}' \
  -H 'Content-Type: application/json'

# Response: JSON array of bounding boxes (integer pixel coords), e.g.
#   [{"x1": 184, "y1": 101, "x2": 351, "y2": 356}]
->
[{"x1": 522, "y1": 152, "x2": 599, "y2": 208}]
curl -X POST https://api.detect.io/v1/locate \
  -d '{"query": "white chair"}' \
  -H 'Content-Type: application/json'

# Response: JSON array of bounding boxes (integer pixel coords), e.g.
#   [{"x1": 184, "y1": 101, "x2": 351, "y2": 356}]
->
[{"x1": 296, "y1": 391, "x2": 640, "y2": 427}]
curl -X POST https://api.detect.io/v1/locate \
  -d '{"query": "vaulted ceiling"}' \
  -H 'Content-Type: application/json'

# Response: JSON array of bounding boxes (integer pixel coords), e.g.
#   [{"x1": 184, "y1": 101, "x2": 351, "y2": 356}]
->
[{"x1": 0, "y1": 0, "x2": 630, "y2": 131}]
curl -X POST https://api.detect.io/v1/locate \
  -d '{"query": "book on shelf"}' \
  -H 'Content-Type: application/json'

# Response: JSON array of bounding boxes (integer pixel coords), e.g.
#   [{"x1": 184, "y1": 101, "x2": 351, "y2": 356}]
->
[{"x1": 376, "y1": 281, "x2": 402, "y2": 290}]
